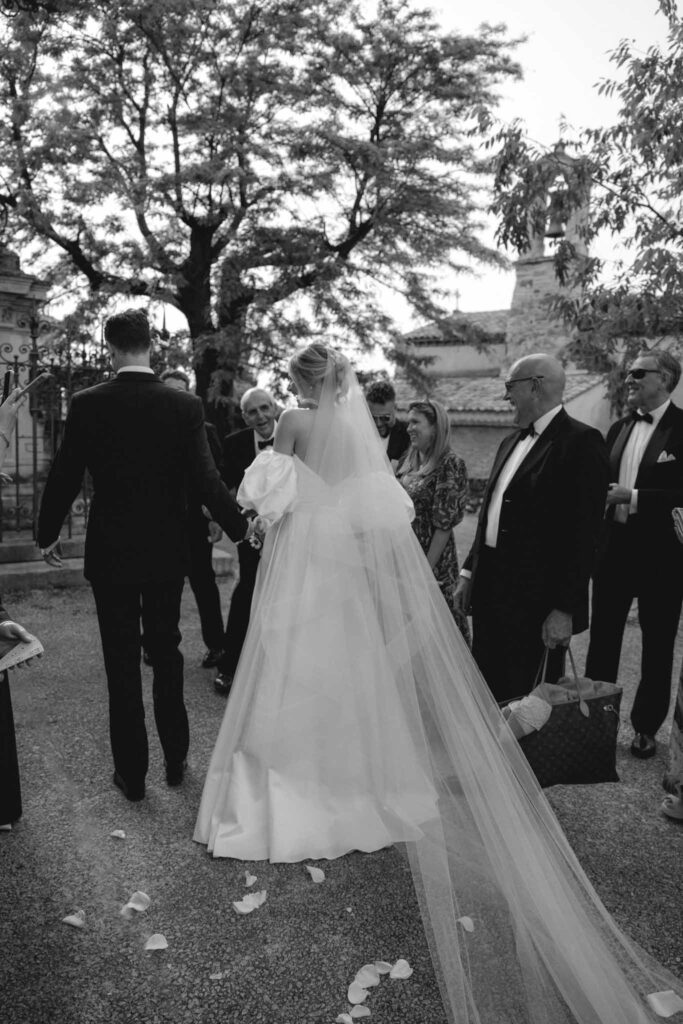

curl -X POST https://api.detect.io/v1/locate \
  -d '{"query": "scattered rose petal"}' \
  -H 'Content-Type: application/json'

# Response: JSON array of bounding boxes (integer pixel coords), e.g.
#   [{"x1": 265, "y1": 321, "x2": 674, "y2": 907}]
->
[
  {"x1": 305, "y1": 864, "x2": 325, "y2": 883},
  {"x1": 0, "y1": 824, "x2": 12, "y2": 831},
  {"x1": 62, "y1": 909, "x2": 86, "y2": 928},
  {"x1": 647, "y1": 991, "x2": 683, "y2": 1018},
  {"x1": 244, "y1": 872, "x2": 257, "y2": 887},
  {"x1": 335, "y1": 1015, "x2": 353, "y2": 1024},
  {"x1": 351, "y1": 1008, "x2": 371, "y2": 1020},
  {"x1": 457, "y1": 916, "x2": 475, "y2": 932},
  {"x1": 347, "y1": 982, "x2": 369, "y2": 1004},
  {"x1": 121, "y1": 891, "x2": 151, "y2": 916},
  {"x1": 209, "y1": 972, "x2": 224, "y2": 980},
  {"x1": 109, "y1": 829, "x2": 126, "y2": 839},
  {"x1": 354, "y1": 965, "x2": 380, "y2": 988},
  {"x1": 144, "y1": 933, "x2": 168, "y2": 951},
  {"x1": 346, "y1": 907, "x2": 353, "y2": 913},
  {"x1": 374, "y1": 961, "x2": 392, "y2": 974},
  {"x1": 233, "y1": 890, "x2": 267, "y2": 914},
  {"x1": 389, "y1": 959, "x2": 413, "y2": 980}
]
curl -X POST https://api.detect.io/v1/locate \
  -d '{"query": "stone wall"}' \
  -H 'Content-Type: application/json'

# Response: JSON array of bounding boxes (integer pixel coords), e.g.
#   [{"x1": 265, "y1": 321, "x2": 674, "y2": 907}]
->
[{"x1": 505, "y1": 254, "x2": 576, "y2": 363}]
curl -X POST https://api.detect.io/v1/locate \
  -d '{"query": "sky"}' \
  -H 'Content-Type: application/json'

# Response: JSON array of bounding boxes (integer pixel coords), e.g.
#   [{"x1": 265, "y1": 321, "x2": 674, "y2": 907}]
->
[{"x1": 410, "y1": 0, "x2": 672, "y2": 324}]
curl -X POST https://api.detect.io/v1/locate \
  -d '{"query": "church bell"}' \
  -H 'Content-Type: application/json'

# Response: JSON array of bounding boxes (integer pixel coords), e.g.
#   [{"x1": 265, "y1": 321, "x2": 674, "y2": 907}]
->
[{"x1": 544, "y1": 189, "x2": 567, "y2": 239}]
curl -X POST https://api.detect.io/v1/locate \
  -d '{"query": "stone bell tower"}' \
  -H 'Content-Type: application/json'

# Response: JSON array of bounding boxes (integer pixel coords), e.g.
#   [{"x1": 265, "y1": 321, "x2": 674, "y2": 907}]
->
[{"x1": 505, "y1": 146, "x2": 590, "y2": 363}]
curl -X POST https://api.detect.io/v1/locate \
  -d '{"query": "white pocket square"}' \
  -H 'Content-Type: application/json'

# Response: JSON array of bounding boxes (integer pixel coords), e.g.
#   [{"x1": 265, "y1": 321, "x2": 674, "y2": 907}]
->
[{"x1": 656, "y1": 451, "x2": 676, "y2": 463}]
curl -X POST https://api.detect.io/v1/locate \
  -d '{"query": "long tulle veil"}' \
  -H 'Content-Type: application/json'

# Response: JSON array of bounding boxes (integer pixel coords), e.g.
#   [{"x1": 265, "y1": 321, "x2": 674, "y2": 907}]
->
[{"x1": 294, "y1": 352, "x2": 681, "y2": 1024}]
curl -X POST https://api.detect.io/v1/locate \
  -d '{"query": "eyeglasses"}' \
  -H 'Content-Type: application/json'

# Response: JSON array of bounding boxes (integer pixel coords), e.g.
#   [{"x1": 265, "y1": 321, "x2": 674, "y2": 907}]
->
[
  {"x1": 503, "y1": 375, "x2": 544, "y2": 394},
  {"x1": 372, "y1": 414, "x2": 393, "y2": 424},
  {"x1": 626, "y1": 368, "x2": 660, "y2": 380}
]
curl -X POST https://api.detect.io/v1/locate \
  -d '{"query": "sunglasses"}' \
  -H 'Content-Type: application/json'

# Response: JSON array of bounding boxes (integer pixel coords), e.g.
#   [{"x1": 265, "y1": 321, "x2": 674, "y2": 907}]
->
[
  {"x1": 503, "y1": 375, "x2": 544, "y2": 394},
  {"x1": 626, "y1": 368, "x2": 660, "y2": 380}
]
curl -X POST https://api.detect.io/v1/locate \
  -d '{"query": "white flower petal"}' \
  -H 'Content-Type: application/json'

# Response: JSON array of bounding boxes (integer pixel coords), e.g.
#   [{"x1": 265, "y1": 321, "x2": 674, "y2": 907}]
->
[
  {"x1": 305, "y1": 864, "x2": 325, "y2": 883},
  {"x1": 389, "y1": 959, "x2": 413, "y2": 980},
  {"x1": 144, "y1": 933, "x2": 168, "y2": 951},
  {"x1": 351, "y1": 1008, "x2": 371, "y2": 1019},
  {"x1": 373, "y1": 961, "x2": 392, "y2": 974},
  {"x1": 62, "y1": 910, "x2": 86, "y2": 928},
  {"x1": 109, "y1": 829, "x2": 126, "y2": 839},
  {"x1": 233, "y1": 890, "x2": 267, "y2": 914},
  {"x1": 127, "y1": 891, "x2": 151, "y2": 912},
  {"x1": 457, "y1": 916, "x2": 475, "y2": 932},
  {"x1": 335, "y1": 1015, "x2": 353, "y2": 1024},
  {"x1": 244, "y1": 872, "x2": 257, "y2": 887},
  {"x1": 209, "y1": 972, "x2": 224, "y2": 980},
  {"x1": 347, "y1": 981, "x2": 369, "y2": 1004},
  {"x1": 354, "y1": 965, "x2": 380, "y2": 988},
  {"x1": 647, "y1": 991, "x2": 683, "y2": 1018}
]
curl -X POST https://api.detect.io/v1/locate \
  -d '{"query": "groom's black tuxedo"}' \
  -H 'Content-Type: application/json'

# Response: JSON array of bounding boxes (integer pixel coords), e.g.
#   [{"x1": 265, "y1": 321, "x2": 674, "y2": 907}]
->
[
  {"x1": 463, "y1": 408, "x2": 609, "y2": 701},
  {"x1": 586, "y1": 402, "x2": 683, "y2": 737},
  {"x1": 37, "y1": 372, "x2": 249, "y2": 791}
]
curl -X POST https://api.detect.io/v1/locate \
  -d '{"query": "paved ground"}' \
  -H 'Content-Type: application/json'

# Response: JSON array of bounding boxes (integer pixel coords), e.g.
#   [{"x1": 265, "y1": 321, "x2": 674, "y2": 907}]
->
[{"x1": 1, "y1": 518, "x2": 682, "y2": 1023}]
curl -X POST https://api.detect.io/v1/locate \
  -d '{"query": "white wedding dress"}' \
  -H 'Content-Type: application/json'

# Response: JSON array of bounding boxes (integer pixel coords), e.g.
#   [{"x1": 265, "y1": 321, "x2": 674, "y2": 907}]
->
[{"x1": 194, "y1": 360, "x2": 682, "y2": 1024}]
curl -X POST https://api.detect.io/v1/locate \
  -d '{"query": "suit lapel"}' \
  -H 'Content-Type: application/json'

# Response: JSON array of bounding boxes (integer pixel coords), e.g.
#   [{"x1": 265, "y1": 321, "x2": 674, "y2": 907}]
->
[
  {"x1": 609, "y1": 418, "x2": 633, "y2": 478},
  {"x1": 508, "y1": 407, "x2": 568, "y2": 486},
  {"x1": 636, "y1": 404, "x2": 675, "y2": 483}
]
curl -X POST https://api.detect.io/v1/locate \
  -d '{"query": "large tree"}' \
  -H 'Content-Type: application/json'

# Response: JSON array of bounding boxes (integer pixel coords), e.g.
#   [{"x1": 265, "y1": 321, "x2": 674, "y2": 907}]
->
[
  {"x1": 0, "y1": 0, "x2": 519, "y2": 400},
  {"x1": 488, "y1": 0, "x2": 683, "y2": 409}
]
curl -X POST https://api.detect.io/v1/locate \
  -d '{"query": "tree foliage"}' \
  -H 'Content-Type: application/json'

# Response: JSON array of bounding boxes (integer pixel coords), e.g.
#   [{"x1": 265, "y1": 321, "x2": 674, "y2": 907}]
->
[
  {"x1": 0, "y1": 0, "x2": 520, "y2": 401},
  {"x1": 488, "y1": 0, "x2": 683, "y2": 409}
]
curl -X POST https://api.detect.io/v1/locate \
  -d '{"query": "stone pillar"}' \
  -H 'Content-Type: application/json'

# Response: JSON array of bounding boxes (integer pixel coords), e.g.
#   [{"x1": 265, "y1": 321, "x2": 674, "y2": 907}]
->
[{"x1": 0, "y1": 245, "x2": 50, "y2": 477}]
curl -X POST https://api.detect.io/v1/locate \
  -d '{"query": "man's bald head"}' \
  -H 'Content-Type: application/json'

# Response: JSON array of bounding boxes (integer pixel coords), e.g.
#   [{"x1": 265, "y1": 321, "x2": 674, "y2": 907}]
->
[{"x1": 505, "y1": 353, "x2": 566, "y2": 427}]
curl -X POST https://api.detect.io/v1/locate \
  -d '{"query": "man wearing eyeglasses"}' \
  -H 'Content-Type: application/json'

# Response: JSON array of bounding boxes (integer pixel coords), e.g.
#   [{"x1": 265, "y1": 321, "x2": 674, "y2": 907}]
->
[
  {"x1": 365, "y1": 380, "x2": 410, "y2": 467},
  {"x1": 454, "y1": 354, "x2": 609, "y2": 702},
  {"x1": 586, "y1": 349, "x2": 683, "y2": 760}
]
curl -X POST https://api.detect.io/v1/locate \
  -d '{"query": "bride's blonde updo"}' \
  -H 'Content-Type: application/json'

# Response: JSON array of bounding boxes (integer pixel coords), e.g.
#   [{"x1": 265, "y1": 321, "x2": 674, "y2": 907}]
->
[{"x1": 289, "y1": 343, "x2": 351, "y2": 401}]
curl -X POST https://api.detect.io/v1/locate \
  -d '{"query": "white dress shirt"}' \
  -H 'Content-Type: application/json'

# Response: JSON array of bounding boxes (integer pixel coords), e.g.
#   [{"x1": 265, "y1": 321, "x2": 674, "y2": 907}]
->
[
  {"x1": 117, "y1": 365, "x2": 155, "y2": 375},
  {"x1": 484, "y1": 404, "x2": 563, "y2": 549},
  {"x1": 614, "y1": 399, "x2": 670, "y2": 523}
]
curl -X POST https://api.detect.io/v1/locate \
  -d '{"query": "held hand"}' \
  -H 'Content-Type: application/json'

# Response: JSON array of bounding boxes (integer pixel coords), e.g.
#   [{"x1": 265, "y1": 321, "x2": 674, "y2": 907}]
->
[
  {"x1": 542, "y1": 609, "x2": 572, "y2": 649},
  {"x1": 0, "y1": 620, "x2": 32, "y2": 643},
  {"x1": 453, "y1": 577, "x2": 472, "y2": 616},
  {"x1": 605, "y1": 483, "x2": 632, "y2": 506},
  {"x1": 0, "y1": 387, "x2": 27, "y2": 447},
  {"x1": 41, "y1": 538, "x2": 63, "y2": 568},
  {"x1": 207, "y1": 520, "x2": 223, "y2": 544}
]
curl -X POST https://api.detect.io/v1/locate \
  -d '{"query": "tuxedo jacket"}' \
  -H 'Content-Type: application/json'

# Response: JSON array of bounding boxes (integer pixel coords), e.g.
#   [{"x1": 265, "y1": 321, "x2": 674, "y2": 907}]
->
[
  {"x1": 222, "y1": 427, "x2": 262, "y2": 492},
  {"x1": 37, "y1": 373, "x2": 248, "y2": 584},
  {"x1": 463, "y1": 408, "x2": 609, "y2": 634},
  {"x1": 604, "y1": 402, "x2": 683, "y2": 558},
  {"x1": 387, "y1": 420, "x2": 410, "y2": 463}
]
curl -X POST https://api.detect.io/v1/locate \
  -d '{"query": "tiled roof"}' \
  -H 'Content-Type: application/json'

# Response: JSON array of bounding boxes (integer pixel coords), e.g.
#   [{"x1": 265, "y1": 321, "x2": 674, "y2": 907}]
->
[
  {"x1": 403, "y1": 310, "x2": 509, "y2": 345},
  {"x1": 394, "y1": 372, "x2": 605, "y2": 423}
]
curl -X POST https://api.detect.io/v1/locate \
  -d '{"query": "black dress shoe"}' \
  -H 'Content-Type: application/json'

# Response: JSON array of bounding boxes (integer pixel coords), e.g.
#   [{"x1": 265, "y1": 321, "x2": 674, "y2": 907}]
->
[
  {"x1": 165, "y1": 760, "x2": 187, "y2": 787},
  {"x1": 214, "y1": 671, "x2": 233, "y2": 696},
  {"x1": 631, "y1": 733, "x2": 656, "y2": 759},
  {"x1": 202, "y1": 648, "x2": 224, "y2": 668},
  {"x1": 113, "y1": 771, "x2": 145, "y2": 801}
]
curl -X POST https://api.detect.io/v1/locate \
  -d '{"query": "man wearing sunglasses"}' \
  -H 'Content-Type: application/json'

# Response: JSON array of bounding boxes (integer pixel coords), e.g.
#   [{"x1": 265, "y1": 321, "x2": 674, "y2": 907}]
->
[
  {"x1": 365, "y1": 380, "x2": 410, "y2": 467},
  {"x1": 455, "y1": 354, "x2": 609, "y2": 702},
  {"x1": 586, "y1": 349, "x2": 683, "y2": 760}
]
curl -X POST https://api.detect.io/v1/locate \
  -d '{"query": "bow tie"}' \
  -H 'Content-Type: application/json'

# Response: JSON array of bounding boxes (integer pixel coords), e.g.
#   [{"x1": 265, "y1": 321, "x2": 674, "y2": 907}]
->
[
  {"x1": 630, "y1": 410, "x2": 653, "y2": 424},
  {"x1": 518, "y1": 424, "x2": 537, "y2": 440},
  {"x1": 258, "y1": 437, "x2": 274, "y2": 450}
]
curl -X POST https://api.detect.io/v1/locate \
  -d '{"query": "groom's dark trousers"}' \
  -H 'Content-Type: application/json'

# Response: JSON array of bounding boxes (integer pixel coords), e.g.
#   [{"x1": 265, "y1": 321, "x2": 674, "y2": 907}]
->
[{"x1": 37, "y1": 372, "x2": 249, "y2": 788}]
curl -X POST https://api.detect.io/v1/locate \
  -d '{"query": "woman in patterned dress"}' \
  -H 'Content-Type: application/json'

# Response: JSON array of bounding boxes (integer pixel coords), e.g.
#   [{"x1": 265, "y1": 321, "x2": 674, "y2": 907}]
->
[{"x1": 397, "y1": 399, "x2": 470, "y2": 642}]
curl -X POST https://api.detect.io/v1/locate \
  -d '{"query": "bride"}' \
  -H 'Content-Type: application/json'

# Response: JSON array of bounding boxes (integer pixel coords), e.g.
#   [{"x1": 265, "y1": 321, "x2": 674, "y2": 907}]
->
[{"x1": 195, "y1": 343, "x2": 682, "y2": 1024}]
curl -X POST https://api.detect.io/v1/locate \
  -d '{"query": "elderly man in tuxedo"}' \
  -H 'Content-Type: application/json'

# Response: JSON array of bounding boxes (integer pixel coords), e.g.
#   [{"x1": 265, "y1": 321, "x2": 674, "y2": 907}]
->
[
  {"x1": 213, "y1": 387, "x2": 278, "y2": 695},
  {"x1": 454, "y1": 354, "x2": 609, "y2": 703},
  {"x1": 365, "y1": 380, "x2": 410, "y2": 468},
  {"x1": 586, "y1": 349, "x2": 683, "y2": 760},
  {"x1": 38, "y1": 309, "x2": 252, "y2": 801}
]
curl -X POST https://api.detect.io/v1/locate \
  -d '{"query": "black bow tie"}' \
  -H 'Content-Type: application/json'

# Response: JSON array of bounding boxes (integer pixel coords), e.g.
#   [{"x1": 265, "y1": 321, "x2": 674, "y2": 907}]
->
[
  {"x1": 518, "y1": 424, "x2": 537, "y2": 440},
  {"x1": 630, "y1": 410, "x2": 653, "y2": 424},
  {"x1": 258, "y1": 437, "x2": 274, "y2": 450}
]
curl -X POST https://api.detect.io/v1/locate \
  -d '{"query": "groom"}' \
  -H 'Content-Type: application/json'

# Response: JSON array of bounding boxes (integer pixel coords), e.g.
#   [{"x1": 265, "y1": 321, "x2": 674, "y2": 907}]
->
[{"x1": 37, "y1": 309, "x2": 251, "y2": 801}]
